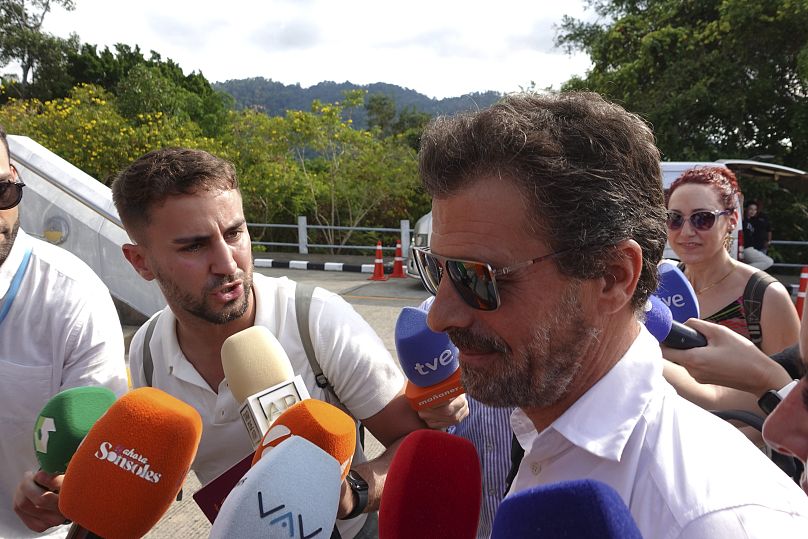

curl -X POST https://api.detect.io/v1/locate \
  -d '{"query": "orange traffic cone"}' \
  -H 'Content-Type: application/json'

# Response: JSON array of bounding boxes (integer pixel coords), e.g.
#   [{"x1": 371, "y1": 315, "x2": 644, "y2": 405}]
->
[
  {"x1": 796, "y1": 266, "x2": 808, "y2": 319},
  {"x1": 390, "y1": 239, "x2": 406, "y2": 278},
  {"x1": 368, "y1": 241, "x2": 388, "y2": 281}
]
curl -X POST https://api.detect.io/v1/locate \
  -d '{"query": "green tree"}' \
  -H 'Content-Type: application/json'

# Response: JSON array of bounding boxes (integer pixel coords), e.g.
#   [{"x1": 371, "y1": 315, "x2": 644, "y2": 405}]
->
[
  {"x1": 19, "y1": 31, "x2": 77, "y2": 98},
  {"x1": 67, "y1": 43, "x2": 150, "y2": 90},
  {"x1": 366, "y1": 93, "x2": 396, "y2": 137},
  {"x1": 0, "y1": 0, "x2": 75, "y2": 92},
  {"x1": 115, "y1": 64, "x2": 191, "y2": 120},
  {"x1": 0, "y1": 83, "x2": 222, "y2": 181},
  {"x1": 392, "y1": 105, "x2": 431, "y2": 150},
  {"x1": 69, "y1": 45, "x2": 232, "y2": 137},
  {"x1": 284, "y1": 90, "x2": 423, "y2": 252},
  {"x1": 225, "y1": 108, "x2": 309, "y2": 228},
  {"x1": 557, "y1": 0, "x2": 808, "y2": 168}
]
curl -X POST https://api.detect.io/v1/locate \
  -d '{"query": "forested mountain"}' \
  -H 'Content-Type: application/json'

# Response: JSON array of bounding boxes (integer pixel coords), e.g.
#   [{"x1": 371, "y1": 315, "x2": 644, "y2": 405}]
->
[{"x1": 214, "y1": 77, "x2": 502, "y2": 128}]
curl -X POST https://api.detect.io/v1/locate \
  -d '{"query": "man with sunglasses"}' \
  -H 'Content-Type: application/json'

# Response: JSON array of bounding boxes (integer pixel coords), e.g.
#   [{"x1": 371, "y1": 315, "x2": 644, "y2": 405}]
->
[
  {"x1": 415, "y1": 92, "x2": 808, "y2": 537},
  {"x1": 0, "y1": 125, "x2": 128, "y2": 537}
]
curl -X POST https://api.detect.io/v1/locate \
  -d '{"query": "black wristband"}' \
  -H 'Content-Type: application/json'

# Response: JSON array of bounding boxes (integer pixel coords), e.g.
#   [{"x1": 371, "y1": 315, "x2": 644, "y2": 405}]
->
[
  {"x1": 758, "y1": 380, "x2": 799, "y2": 416},
  {"x1": 758, "y1": 390, "x2": 782, "y2": 416},
  {"x1": 340, "y1": 470, "x2": 368, "y2": 520}
]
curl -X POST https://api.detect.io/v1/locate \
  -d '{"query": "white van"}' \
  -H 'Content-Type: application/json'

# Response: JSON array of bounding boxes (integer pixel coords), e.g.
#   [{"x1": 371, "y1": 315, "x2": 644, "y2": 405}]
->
[{"x1": 406, "y1": 160, "x2": 807, "y2": 277}]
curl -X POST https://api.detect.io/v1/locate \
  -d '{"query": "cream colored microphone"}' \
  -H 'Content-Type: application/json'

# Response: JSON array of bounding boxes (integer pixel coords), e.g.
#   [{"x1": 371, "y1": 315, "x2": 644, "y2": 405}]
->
[{"x1": 221, "y1": 326, "x2": 310, "y2": 447}]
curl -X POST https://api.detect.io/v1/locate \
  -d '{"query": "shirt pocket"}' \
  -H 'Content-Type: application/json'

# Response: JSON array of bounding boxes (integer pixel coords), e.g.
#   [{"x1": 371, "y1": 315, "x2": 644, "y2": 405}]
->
[{"x1": 0, "y1": 359, "x2": 53, "y2": 426}]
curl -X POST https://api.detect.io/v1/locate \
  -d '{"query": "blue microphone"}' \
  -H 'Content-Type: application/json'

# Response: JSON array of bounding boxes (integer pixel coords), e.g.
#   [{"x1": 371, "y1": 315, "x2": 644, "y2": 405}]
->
[
  {"x1": 491, "y1": 479, "x2": 643, "y2": 538},
  {"x1": 644, "y1": 295, "x2": 707, "y2": 349},
  {"x1": 654, "y1": 261, "x2": 699, "y2": 323},
  {"x1": 395, "y1": 306, "x2": 465, "y2": 410},
  {"x1": 395, "y1": 306, "x2": 459, "y2": 386}
]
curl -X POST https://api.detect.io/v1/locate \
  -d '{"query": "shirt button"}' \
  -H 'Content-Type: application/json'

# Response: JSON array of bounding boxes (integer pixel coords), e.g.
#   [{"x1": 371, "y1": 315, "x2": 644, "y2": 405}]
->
[
  {"x1": 485, "y1": 442, "x2": 493, "y2": 451},
  {"x1": 531, "y1": 462, "x2": 541, "y2": 475}
]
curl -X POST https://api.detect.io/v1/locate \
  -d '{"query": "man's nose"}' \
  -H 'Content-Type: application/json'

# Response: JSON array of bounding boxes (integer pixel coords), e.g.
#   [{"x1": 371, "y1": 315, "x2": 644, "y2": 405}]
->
[
  {"x1": 210, "y1": 237, "x2": 238, "y2": 275},
  {"x1": 427, "y1": 274, "x2": 476, "y2": 334}
]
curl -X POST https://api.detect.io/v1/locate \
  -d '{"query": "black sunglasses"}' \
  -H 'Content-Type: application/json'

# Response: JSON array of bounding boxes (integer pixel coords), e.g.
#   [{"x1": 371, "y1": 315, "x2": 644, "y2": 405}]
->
[
  {"x1": 0, "y1": 179, "x2": 24, "y2": 210},
  {"x1": 666, "y1": 209, "x2": 732, "y2": 231},
  {"x1": 412, "y1": 246, "x2": 569, "y2": 311}
]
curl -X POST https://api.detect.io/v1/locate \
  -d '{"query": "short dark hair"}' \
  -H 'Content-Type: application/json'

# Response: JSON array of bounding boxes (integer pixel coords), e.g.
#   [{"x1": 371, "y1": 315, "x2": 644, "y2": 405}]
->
[
  {"x1": 111, "y1": 148, "x2": 238, "y2": 234},
  {"x1": 418, "y1": 91, "x2": 667, "y2": 311}
]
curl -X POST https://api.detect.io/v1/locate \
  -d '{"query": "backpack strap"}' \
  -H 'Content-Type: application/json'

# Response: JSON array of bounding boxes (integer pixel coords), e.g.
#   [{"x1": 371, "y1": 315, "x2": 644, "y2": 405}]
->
[
  {"x1": 295, "y1": 283, "x2": 334, "y2": 393},
  {"x1": 294, "y1": 282, "x2": 364, "y2": 448},
  {"x1": 139, "y1": 312, "x2": 182, "y2": 500},
  {"x1": 141, "y1": 313, "x2": 161, "y2": 387},
  {"x1": 743, "y1": 271, "x2": 777, "y2": 349}
]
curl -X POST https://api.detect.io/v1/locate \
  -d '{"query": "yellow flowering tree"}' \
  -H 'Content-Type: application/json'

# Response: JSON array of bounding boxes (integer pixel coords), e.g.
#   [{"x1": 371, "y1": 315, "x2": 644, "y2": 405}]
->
[{"x1": 0, "y1": 83, "x2": 223, "y2": 182}]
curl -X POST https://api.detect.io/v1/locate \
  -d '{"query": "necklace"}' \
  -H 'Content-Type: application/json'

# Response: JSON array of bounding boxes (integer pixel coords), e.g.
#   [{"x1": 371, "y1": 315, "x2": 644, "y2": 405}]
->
[{"x1": 693, "y1": 264, "x2": 738, "y2": 295}]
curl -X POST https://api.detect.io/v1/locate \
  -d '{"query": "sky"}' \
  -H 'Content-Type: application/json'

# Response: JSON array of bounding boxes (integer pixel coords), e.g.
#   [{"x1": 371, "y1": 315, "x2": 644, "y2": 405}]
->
[{"x1": 37, "y1": 0, "x2": 596, "y2": 100}]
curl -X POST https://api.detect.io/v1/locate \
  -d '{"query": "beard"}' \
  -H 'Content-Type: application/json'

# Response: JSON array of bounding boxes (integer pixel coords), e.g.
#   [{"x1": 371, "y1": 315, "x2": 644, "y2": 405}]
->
[
  {"x1": 450, "y1": 282, "x2": 600, "y2": 409},
  {"x1": 156, "y1": 267, "x2": 254, "y2": 325},
  {"x1": 0, "y1": 216, "x2": 20, "y2": 266}
]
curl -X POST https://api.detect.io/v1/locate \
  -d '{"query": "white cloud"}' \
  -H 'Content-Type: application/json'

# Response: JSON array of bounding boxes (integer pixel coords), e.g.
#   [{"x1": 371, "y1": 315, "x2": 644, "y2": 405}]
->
[{"x1": 38, "y1": 0, "x2": 593, "y2": 99}]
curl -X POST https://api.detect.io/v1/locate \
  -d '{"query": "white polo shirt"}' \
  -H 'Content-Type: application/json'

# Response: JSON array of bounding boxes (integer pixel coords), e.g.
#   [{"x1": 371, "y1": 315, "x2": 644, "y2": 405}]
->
[
  {"x1": 510, "y1": 326, "x2": 808, "y2": 538},
  {"x1": 128, "y1": 273, "x2": 406, "y2": 539},
  {"x1": 0, "y1": 229, "x2": 127, "y2": 538}
]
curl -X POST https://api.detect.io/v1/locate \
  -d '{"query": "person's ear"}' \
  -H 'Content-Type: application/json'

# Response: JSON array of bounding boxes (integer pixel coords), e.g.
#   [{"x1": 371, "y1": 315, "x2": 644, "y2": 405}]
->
[
  {"x1": 122, "y1": 243, "x2": 156, "y2": 281},
  {"x1": 596, "y1": 239, "x2": 642, "y2": 315},
  {"x1": 729, "y1": 208, "x2": 739, "y2": 232}
]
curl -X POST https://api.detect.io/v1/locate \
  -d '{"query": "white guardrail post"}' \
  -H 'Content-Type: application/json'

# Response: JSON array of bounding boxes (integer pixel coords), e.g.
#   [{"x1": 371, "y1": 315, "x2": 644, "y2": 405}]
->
[
  {"x1": 400, "y1": 219, "x2": 410, "y2": 259},
  {"x1": 297, "y1": 216, "x2": 308, "y2": 254}
]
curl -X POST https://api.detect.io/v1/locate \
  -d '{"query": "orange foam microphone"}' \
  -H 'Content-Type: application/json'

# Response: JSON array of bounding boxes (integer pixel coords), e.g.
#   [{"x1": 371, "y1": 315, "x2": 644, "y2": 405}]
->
[
  {"x1": 59, "y1": 387, "x2": 203, "y2": 539},
  {"x1": 253, "y1": 399, "x2": 356, "y2": 480}
]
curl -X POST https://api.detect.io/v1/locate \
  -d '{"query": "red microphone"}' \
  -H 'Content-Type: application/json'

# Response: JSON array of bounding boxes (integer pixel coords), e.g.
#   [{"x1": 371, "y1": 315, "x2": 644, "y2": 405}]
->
[{"x1": 379, "y1": 430, "x2": 481, "y2": 539}]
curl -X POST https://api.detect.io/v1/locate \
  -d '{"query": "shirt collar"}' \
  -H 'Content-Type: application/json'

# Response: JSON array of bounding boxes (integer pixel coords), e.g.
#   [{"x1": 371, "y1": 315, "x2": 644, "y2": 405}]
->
[
  {"x1": 514, "y1": 326, "x2": 662, "y2": 462},
  {"x1": 0, "y1": 228, "x2": 31, "y2": 298},
  {"x1": 158, "y1": 308, "x2": 242, "y2": 423}
]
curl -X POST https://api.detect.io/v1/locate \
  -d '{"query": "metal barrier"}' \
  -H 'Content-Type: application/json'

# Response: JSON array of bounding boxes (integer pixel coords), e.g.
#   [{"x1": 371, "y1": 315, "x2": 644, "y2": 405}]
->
[
  {"x1": 768, "y1": 240, "x2": 808, "y2": 269},
  {"x1": 249, "y1": 217, "x2": 412, "y2": 258}
]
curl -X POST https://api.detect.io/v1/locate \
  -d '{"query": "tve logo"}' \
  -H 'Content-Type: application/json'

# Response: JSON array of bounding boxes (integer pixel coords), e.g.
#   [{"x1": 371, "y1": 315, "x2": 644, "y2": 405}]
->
[
  {"x1": 257, "y1": 493, "x2": 323, "y2": 539},
  {"x1": 655, "y1": 261, "x2": 700, "y2": 323},
  {"x1": 658, "y1": 293, "x2": 685, "y2": 309},
  {"x1": 414, "y1": 348, "x2": 454, "y2": 376}
]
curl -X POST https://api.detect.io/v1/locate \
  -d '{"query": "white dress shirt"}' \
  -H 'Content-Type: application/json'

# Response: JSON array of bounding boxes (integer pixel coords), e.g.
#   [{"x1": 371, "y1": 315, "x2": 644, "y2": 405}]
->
[
  {"x1": 510, "y1": 326, "x2": 808, "y2": 538},
  {"x1": 0, "y1": 229, "x2": 127, "y2": 538}
]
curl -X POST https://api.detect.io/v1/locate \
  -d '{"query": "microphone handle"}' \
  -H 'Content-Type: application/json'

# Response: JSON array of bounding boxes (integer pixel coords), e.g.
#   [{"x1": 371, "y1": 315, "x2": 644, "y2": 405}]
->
[
  {"x1": 663, "y1": 321, "x2": 708, "y2": 349},
  {"x1": 66, "y1": 523, "x2": 104, "y2": 539}
]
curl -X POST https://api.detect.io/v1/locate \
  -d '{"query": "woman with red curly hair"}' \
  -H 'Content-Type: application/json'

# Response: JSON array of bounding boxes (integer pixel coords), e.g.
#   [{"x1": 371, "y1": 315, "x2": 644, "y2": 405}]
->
[
  {"x1": 664, "y1": 167, "x2": 800, "y2": 422},
  {"x1": 664, "y1": 166, "x2": 799, "y2": 354}
]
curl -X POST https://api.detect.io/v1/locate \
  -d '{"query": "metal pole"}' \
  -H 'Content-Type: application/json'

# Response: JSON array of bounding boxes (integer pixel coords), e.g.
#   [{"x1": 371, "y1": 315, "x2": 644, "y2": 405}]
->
[
  {"x1": 297, "y1": 216, "x2": 308, "y2": 254},
  {"x1": 400, "y1": 219, "x2": 410, "y2": 259}
]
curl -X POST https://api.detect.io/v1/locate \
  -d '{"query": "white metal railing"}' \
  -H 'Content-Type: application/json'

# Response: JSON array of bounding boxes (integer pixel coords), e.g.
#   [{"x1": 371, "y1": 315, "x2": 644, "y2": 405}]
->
[
  {"x1": 248, "y1": 217, "x2": 412, "y2": 258},
  {"x1": 768, "y1": 240, "x2": 808, "y2": 269}
]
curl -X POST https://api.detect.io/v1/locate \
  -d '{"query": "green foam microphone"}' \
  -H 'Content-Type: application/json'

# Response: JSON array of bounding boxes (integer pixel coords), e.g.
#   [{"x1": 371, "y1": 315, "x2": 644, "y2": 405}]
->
[{"x1": 33, "y1": 386, "x2": 117, "y2": 474}]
